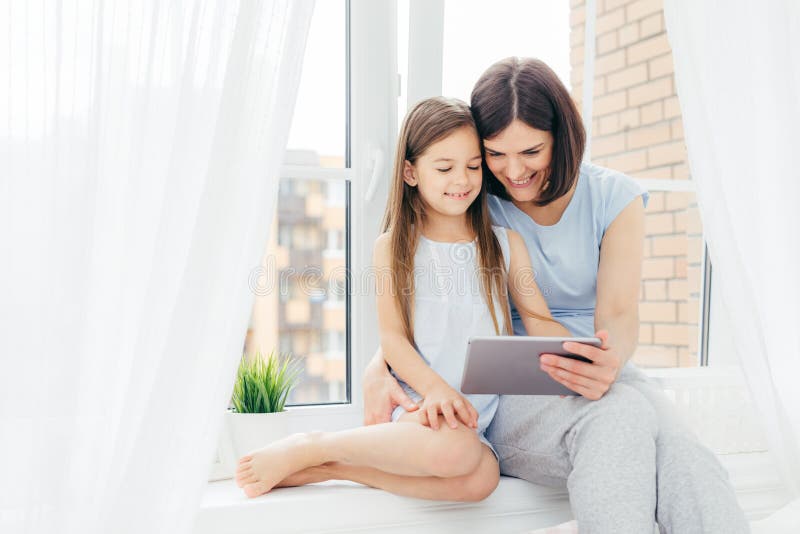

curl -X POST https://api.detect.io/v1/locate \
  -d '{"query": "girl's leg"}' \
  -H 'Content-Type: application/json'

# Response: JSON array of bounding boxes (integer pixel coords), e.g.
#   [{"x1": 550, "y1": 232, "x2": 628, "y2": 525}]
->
[
  {"x1": 273, "y1": 446, "x2": 500, "y2": 502},
  {"x1": 235, "y1": 413, "x2": 485, "y2": 498}
]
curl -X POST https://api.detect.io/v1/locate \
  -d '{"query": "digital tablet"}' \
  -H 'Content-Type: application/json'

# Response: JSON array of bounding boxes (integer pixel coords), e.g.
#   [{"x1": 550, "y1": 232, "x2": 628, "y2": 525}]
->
[{"x1": 460, "y1": 336, "x2": 602, "y2": 396}]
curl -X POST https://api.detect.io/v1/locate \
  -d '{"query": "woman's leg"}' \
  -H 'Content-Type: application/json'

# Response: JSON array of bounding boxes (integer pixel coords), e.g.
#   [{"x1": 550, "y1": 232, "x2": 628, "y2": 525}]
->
[
  {"x1": 275, "y1": 446, "x2": 500, "y2": 502},
  {"x1": 485, "y1": 382, "x2": 660, "y2": 534},
  {"x1": 619, "y1": 367, "x2": 749, "y2": 533},
  {"x1": 235, "y1": 413, "x2": 485, "y2": 498}
]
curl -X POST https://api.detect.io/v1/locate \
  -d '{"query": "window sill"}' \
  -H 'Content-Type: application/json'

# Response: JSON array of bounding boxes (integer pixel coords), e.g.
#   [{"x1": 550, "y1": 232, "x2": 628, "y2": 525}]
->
[
  {"x1": 194, "y1": 452, "x2": 788, "y2": 534},
  {"x1": 196, "y1": 366, "x2": 791, "y2": 533},
  {"x1": 194, "y1": 476, "x2": 571, "y2": 534}
]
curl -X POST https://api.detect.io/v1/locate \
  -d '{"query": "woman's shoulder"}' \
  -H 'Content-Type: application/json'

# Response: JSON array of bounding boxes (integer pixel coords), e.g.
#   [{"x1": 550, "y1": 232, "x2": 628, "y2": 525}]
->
[
  {"x1": 580, "y1": 162, "x2": 649, "y2": 227},
  {"x1": 580, "y1": 162, "x2": 642, "y2": 192}
]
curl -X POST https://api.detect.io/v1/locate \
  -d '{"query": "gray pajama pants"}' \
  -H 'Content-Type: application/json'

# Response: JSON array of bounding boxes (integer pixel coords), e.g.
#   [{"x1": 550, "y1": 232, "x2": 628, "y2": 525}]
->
[{"x1": 485, "y1": 363, "x2": 750, "y2": 534}]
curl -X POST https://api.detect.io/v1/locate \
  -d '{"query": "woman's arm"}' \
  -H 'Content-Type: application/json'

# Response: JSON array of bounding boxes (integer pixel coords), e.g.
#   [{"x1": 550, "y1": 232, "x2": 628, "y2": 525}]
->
[
  {"x1": 593, "y1": 196, "x2": 645, "y2": 364},
  {"x1": 506, "y1": 229, "x2": 571, "y2": 338},
  {"x1": 362, "y1": 348, "x2": 418, "y2": 425},
  {"x1": 538, "y1": 198, "x2": 645, "y2": 399}
]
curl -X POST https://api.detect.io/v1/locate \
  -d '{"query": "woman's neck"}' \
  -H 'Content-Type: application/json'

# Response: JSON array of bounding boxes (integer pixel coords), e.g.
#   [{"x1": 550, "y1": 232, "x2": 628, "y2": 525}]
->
[{"x1": 511, "y1": 178, "x2": 578, "y2": 227}]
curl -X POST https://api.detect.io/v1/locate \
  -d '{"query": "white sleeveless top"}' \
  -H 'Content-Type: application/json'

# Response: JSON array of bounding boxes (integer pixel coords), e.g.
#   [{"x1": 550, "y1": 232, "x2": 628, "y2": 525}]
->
[{"x1": 391, "y1": 226, "x2": 511, "y2": 436}]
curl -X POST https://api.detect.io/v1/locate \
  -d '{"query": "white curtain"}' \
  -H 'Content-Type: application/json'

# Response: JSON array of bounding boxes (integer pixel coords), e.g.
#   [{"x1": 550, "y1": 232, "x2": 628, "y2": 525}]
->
[
  {"x1": 0, "y1": 1, "x2": 314, "y2": 533},
  {"x1": 664, "y1": 0, "x2": 800, "y2": 512}
]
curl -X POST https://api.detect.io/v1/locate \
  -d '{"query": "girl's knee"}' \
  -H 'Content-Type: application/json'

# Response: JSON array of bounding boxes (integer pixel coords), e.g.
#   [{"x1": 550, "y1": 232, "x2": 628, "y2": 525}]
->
[
  {"x1": 454, "y1": 450, "x2": 500, "y2": 502},
  {"x1": 425, "y1": 419, "x2": 484, "y2": 478},
  {"x1": 458, "y1": 473, "x2": 499, "y2": 502}
]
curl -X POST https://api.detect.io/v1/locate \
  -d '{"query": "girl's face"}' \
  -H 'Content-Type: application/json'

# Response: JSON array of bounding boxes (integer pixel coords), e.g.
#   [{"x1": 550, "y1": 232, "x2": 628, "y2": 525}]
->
[
  {"x1": 483, "y1": 119, "x2": 554, "y2": 204},
  {"x1": 403, "y1": 126, "x2": 483, "y2": 220}
]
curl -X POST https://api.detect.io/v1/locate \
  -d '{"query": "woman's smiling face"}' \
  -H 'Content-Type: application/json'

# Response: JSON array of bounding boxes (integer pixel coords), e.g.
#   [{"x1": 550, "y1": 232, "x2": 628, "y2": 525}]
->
[{"x1": 483, "y1": 119, "x2": 554, "y2": 203}]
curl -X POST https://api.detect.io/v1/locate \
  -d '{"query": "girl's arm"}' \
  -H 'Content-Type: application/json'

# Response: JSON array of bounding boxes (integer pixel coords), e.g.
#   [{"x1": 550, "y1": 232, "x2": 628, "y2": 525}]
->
[
  {"x1": 372, "y1": 233, "x2": 478, "y2": 429},
  {"x1": 506, "y1": 229, "x2": 571, "y2": 338},
  {"x1": 372, "y1": 233, "x2": 442, "y2": 394}
]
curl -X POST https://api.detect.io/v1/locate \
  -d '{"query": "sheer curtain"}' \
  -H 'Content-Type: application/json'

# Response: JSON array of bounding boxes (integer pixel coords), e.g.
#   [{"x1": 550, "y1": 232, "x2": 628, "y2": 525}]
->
[
  {"x1": 0, "y1": 1, "x2": 314, "y2": 533},
  {"x1": 664, "y1": 0, "x2": 800, "y2": 519}
]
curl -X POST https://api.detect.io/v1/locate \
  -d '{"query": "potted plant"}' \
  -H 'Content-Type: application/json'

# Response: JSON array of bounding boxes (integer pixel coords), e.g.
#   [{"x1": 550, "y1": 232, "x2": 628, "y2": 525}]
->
[{"x1": 226, "y1": 350, "x2": 301, "y2": 458}]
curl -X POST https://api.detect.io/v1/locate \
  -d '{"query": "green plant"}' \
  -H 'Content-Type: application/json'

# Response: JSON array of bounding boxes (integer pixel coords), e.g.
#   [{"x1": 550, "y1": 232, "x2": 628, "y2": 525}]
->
[{"x1": 230, "y1": 351, "x2": 302, "y2": 413}]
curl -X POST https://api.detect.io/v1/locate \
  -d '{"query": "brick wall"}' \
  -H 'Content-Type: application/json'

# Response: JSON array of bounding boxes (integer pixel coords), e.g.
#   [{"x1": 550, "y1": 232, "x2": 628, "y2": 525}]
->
[{"x1": 569, "y1": 0, "x2": 703, "y2": 367}]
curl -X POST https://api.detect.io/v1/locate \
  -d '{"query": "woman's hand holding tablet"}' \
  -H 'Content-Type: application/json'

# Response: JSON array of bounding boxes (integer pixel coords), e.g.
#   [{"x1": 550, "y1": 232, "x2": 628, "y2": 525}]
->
[
  {"x1": 460, "y1": 335, "x2": 602, "y2": 396},
  {"x1": 539, "y1": 330, "x2": 623, "y2": 400}
]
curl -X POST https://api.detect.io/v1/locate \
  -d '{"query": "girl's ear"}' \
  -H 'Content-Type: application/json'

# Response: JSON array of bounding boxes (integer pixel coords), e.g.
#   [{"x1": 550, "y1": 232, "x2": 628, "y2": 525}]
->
[{"x1": 402, "y1": 160, "x2": 418, "y2": 186}]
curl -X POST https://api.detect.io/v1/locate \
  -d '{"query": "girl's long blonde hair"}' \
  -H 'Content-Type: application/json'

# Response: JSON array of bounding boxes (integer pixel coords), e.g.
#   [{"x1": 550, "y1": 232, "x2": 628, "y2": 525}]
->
[{"x1": 380, "y1": 97, "x2": 512, "y2": 342}]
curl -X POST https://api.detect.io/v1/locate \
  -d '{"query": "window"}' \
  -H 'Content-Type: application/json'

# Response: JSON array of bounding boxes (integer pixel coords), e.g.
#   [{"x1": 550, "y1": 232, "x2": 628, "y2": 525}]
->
[
  {"x1": 441, "y1": 0, "x2": 570, "y2": 102},
  {"x1": 242, "y1": 1, "x2": 398, "y2": 427},
  {"x1": 244, "y1": 0, "x2": 713, "y2": 430},
  {"x1": 637, "y1": 189, "x2": 706, "y2": 367},
  {"x1": 398, "y1": 0, "x2": 569, "y2": 116},
  {"x1": 570, "y1": 0, "x2": 713, "y2": 367},
  {"x1": 244, "y1": 0, "x2": 349, "y2": 406}
]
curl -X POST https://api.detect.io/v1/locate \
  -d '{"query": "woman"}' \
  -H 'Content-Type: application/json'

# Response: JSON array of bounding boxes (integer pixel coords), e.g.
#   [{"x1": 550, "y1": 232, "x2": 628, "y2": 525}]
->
[{"x1": 362, "y1": 58, "x2": 749, "y2": 533}]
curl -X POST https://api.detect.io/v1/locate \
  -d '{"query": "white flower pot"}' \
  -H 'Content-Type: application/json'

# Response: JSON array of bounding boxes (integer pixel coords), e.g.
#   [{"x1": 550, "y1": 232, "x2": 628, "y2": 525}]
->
[{"x1": 227, "y1": 410, "x2": 291, "y2": 458}]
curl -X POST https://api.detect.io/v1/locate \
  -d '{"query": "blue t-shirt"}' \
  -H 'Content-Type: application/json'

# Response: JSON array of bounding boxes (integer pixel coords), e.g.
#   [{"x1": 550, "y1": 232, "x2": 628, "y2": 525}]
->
[{"x1": 488, "y1": 162, "x2": 649, "y2": 338}]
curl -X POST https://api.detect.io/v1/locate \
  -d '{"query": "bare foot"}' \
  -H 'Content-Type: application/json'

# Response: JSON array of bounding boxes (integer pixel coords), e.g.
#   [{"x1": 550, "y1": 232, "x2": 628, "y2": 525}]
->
[
  {"x1": 235, "y1": 433, "x2": 323, "y2": 497},
  {"x1": 274, "y1": 462, "x2": 335, "y2": 488}
]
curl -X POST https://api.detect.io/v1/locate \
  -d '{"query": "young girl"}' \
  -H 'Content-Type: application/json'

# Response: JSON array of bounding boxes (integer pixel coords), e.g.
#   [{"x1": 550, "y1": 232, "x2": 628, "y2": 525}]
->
[{"x1": 235, "y1": 97, "x2": 570, "y2": 501}]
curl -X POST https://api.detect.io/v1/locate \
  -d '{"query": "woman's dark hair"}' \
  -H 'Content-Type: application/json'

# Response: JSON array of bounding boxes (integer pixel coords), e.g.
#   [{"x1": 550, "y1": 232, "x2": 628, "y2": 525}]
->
[{"x1": 470, "y1": 57, "x2": 585, "y2": 206}]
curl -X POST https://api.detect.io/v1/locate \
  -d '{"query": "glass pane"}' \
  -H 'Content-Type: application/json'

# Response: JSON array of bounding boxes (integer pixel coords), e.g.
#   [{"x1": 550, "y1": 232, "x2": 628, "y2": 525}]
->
[
  {"x1": 442, "y1": 0, "x2": 570, "y2": 103},
  {"x1": 286, "y1": 0, "x2": 346, "y2": 168},
  {"x1": 634, "y1": 190, "x2": 704, "y2": 368},
  {"x1": 245, "y1": 177, "x2": 347, "y2": 404}
]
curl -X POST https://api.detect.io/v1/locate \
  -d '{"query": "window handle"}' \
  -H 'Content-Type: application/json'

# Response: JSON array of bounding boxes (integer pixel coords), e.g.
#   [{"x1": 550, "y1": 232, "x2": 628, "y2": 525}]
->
[{"x1": 364, "y1": 147, "x2": 385, "y2": 202}]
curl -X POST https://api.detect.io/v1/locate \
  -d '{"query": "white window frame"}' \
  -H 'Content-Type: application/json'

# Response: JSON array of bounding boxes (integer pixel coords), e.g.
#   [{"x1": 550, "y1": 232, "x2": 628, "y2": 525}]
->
[
  {"x1": 278, "y1": 0, "x2": 399, "y2": 433},
  {"x1": 212, "y1": 2, "x2": 399, "y2": 454},
  {"x1": 405, "y1": 0, "x2": 444, "y2": 107}
]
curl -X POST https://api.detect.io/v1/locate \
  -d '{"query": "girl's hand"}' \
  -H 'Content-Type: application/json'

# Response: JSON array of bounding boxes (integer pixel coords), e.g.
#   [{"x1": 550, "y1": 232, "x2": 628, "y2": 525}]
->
[
  {"x1": 539, "y1": 330, "x2": 621, "y2": 401},
  {"x1": 363, "y1": 354, "x2": 418, "y2": 425},
  {"x1": 419, "y1": 382, "x2": 479, "y2": 430}
]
